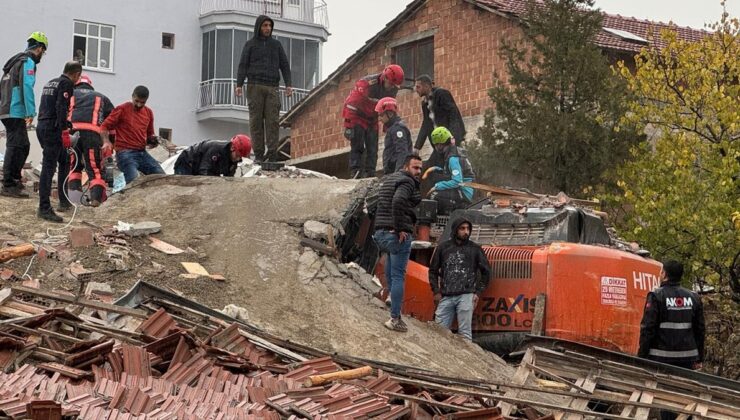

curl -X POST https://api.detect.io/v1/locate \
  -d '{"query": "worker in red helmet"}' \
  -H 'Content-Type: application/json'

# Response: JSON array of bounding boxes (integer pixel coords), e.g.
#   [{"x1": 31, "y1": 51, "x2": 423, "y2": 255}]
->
[
  {"x1": 67, "y1": 73, "x2": 116, "y2": 207},
  {"x1": 375, "y1": 97, "x2": 412, "y2": 175},
  {"x1": 174, "y1": 134, "x2": 252, "y2": 177},
  {"x1": 341, "y1": 64, "x2": 404, "y2": 178}
]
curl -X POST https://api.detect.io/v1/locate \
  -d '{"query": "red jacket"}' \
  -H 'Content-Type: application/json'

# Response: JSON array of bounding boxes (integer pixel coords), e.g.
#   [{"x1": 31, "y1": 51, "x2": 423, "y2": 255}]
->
[
  {"x1": 342, "y1": 73, "x2": 399, "y2": 130},
  {"x1": 101, "y1": 102, "x2": 155, "y2": 152}
]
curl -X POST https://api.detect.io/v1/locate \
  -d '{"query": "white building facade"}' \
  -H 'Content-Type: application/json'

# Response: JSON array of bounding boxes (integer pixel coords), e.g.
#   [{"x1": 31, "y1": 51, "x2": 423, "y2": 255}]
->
[{"x1": 0, "y1": 0, "x2": 328, "y2": 153}]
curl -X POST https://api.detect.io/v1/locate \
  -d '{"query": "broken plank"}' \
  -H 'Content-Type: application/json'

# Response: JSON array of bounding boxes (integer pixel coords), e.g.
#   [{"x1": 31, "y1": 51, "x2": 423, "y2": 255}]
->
[
  {"x1": 620, "y1": 389, "x2": 641, "y2": 417},
  {"x1": 498, "y1": 347, "x2": 534, "y2": 416},
  {"x1": 634, "y1": 379, "x2": 657, "y2": 420},
  {"x1": 180, "y1": 262, "x2": 209, "y2": 276},
  {"x1": 10, "y1": 285, "x2": 148, "y2": 318},
  {"x1": 561, "y1": 370, "x2": 598, "y2": 420},
  {"x1": 304, "y1": 365, "x2": 372, "y2": 387},
  {"x1": 530, "y1": 293, "x2": 546, "y2": 336},
  {"x1": 0, "y1": 243, "x2": 35, "y2": 263},
  {"x1": 384, "y1": 391, "x2": 474, "y2": 412},
  {"x1": 526, "y1": 362, "x2": 593, "y2": 394}
]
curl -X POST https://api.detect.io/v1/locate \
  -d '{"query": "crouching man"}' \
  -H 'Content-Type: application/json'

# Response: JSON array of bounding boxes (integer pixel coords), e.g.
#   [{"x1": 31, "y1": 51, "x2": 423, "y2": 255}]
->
[
  {"x1": 428, "y1": 217, "x2": 491, "y2": 340},
  {"x1": 174, "y1": 134, "x2": 252, "y2": 176}
]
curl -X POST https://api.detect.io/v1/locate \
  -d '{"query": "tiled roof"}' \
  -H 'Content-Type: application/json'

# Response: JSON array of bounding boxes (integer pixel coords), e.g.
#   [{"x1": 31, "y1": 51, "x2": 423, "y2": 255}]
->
[{"x1": 473, "y1": 0, "x2": 709, "y2": 53}]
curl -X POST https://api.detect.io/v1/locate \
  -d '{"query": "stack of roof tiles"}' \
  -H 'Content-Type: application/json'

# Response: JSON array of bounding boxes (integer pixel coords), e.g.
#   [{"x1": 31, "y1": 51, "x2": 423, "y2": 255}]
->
[{"x1": 0, "y1": 306, "x2": 500, "y2": 419}]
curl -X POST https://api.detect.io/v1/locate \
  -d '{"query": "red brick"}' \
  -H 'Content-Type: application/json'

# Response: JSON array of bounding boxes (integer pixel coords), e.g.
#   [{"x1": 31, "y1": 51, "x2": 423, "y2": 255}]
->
[{"x1": 69, "y1": 227, "x2": 94, "y2": 248}]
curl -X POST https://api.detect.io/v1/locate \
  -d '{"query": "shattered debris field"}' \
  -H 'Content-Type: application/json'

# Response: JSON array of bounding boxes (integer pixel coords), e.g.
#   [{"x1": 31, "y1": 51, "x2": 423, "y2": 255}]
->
[{"x1": 1, "y1": 176, "x2": 739, "y2": 419}]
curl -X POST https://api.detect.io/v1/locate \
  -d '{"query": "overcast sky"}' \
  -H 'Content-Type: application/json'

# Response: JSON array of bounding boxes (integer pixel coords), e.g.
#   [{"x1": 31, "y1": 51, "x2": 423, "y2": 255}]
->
[{"x1": 321, "y1": 0, "x2": 740, "y2": 78}]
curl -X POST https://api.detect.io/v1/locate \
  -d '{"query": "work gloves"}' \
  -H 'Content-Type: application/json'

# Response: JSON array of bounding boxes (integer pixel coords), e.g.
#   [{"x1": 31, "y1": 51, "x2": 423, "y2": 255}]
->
[{"x1": 61, "y1": 130, "x2": 72, "y2": 149}]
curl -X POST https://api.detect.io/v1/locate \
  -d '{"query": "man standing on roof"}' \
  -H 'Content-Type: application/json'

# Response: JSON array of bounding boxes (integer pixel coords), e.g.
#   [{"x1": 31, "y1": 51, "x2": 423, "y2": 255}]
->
[
  {"x1": 428, "y1": 217, "x2": 492, "y2": 341},
  {"x1": 35, "y1": 61, "x2": 81, "y2": 222},
  {"x1": 0, "y1": 32, "x2": 48, "y2": 198},
  {"x1": 235, "y1": 15, "x2": 292, "y2": 164},
  {"x1": 413, "y1": 75, "x2": 465, "y2": 165},
  {"x1": 174, "y1": 135, "x2": 252, "y2": 177},
  {"x1": 376, "y1": 97, "x2": 411, "y2": 175},
  {"x1": 68, "y1": 74, "x2": 115, "y2": 207},
  {"x1": 101, "y1": 85, "x2": 165, "y2": 184},
  {"x1": 424, "y1": 127, "x2": 475, "y2": 215},
  {"x1": 342, "y1": 64, "x2": 404, "y2": 178}
]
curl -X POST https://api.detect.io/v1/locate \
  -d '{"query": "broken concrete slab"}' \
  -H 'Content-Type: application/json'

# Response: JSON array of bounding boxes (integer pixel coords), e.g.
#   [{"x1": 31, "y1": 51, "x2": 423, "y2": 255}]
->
[
  {"x1": 115, "y1": 221, "x2": 162, "y2": 237},
  {"x1": 303, "y1": 220, "x2": 331, "y2": 241}
]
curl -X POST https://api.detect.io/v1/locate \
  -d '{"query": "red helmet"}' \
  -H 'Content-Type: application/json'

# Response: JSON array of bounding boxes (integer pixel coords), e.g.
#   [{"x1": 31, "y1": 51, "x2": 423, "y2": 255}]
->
[
  {"x1": 77, "y1": 73, "x2": 93, "y2": 86},
  {"x1": 375, "y1": 97, "x2": 398, "y2": 114},
  {"x1": 381, "y1": 64, "x2": 404, "y2": 87},
  {"x1": 230, "y1": 134, "x2": 252, "y2": 158}
]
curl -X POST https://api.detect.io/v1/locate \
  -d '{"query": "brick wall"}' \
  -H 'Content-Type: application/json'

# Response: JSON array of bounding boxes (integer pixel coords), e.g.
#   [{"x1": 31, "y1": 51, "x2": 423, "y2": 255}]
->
[{"x1": 289, "y1": 0, "x2": 524, "y2": 165}]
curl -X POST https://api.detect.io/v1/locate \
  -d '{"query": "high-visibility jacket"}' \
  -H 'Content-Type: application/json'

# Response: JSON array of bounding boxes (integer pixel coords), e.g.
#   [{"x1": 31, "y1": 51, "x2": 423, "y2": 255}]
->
[
  {"x1": 638, "y1": 281, "x2": 705, "y2": 364},
  {"x1": 68, "y1": 83, "x2": 114, "y2": 133}
]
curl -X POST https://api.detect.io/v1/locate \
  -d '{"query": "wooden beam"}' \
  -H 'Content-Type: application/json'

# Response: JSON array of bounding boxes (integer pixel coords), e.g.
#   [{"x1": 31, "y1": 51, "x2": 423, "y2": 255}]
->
[
  {"x1": 531, "y1": 293, "x2": 546, "y2": 336},
  {"x1": 0, "y1": 243, "x2": 35, "y2": 263},
  {"x1": 498, "y1": 347, "x2": 534, "y2": 416},
  {"x1": 10, "y1": 285, "x2": 148, "y2": 318},
  {"x1": 384, "y1": 392, "x2": 474, "y2": 412}
]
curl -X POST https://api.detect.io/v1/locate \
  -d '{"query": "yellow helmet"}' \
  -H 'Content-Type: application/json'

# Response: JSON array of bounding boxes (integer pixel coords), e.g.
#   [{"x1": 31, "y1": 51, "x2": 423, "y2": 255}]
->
[
  {"x1": 27, "y1": 31, "x2": 49, "y2": 49},
  {"x1": 430, "y1": 126, "x2": 452, "y2": 145}
]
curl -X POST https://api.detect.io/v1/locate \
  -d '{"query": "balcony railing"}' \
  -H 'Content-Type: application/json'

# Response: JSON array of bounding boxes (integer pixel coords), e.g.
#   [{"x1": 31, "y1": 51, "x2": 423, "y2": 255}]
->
[
  {"x1": 200, "y1": 0, "x2": 329, "y2": 28},
  {"x1": 197, "y1": 78, "x2": 309, "y2": 114}
]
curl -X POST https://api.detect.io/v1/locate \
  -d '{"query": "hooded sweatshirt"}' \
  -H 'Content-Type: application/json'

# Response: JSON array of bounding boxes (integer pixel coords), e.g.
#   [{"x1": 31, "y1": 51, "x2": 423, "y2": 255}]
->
[
  {"x1": 235, "y1": 15, "x2": 292, "y2": 87},
  {"x1": 0, "y1": 52, "x2": 37, "y2": 119},
  {"x1": 428, "y1": 218, "x2": 492, "y2": 296}
]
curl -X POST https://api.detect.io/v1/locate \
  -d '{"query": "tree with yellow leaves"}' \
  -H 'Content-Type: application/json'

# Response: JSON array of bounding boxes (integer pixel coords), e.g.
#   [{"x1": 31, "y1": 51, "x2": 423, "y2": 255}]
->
[{"x1": 612, "y1": 6, "x2": 739, "y2": 301}]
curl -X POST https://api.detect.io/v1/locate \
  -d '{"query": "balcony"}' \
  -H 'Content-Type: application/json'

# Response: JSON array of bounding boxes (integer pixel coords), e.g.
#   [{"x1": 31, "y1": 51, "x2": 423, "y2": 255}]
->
[
  {"x1": 200, "y1": 0, "x2": 329, "y2": 29},
  {"x1": 196, "y1": 78, "x2": 309, "y2": 122}
]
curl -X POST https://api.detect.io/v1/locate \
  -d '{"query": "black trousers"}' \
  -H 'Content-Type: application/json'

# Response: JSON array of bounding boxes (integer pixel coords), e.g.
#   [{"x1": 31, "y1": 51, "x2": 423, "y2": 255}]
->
[
  {"x1": 36, "y1": 126, "x2": 71, "y2": 210},
  {"x1": 346, "y1": 125, "x2": 378, "y2": 177},
  {"x1": 433, "y1": 188, "x2": 471, "y2": 216},
  {"x1": 1, "y1": 118, "x2": 30, "y2": 188},
  {"x1": 69, "y1": 131, "x2": 106, "y2": 203}
]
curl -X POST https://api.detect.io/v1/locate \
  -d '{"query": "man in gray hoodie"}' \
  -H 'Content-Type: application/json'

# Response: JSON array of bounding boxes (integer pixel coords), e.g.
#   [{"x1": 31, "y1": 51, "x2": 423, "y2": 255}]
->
[{"x1": 235, "y1": 15, "x2": 292, "y2": 163}]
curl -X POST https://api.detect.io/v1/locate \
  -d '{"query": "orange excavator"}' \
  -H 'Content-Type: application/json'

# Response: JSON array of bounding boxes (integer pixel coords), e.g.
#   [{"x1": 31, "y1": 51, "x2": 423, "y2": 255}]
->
[{"x1": 347, "y1": 183, "x2": 662, "y2": 356}]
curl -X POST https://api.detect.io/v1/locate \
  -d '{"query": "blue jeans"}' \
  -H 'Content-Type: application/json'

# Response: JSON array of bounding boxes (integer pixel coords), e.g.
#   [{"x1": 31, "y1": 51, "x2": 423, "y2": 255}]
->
[
  {"x1": 373, "y1": 230, "x2": 413, "y2": 319},
  {"x1": 116, "y1": 149, "x2": 165, "y2": 184},
  {"x1": 435, "y1": 293, "x2": 475, "y2": 340}
]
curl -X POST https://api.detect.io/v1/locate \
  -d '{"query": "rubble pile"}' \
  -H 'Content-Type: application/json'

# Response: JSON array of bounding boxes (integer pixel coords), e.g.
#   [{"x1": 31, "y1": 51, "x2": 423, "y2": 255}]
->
[{"x1": 0, "y1": 282, "x2": 550, "y2": 419}]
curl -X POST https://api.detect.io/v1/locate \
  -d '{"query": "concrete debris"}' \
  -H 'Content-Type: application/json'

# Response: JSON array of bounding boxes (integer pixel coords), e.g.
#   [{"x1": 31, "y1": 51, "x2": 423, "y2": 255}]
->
[
  {"x1": 114, "y1": 220, "x2": 162, "y2": 237},
  {"x1": 221, "y1": 303, "x2": 250, "y2": 322},
  {"x1": 303, "y1": 220, "x2": 332, "y2": 241}
]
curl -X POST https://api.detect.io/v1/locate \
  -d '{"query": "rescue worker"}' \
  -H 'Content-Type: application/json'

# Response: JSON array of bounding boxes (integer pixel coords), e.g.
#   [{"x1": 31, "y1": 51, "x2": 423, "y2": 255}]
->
[
  {"x1": 375, "y1": 97, "x2": 411, "y2": 175},
  {"x1": 235, "y1": 15, "x2": 292, "y2": 163},
  {"x1": 428, "y1": 217, "x2": 491, "y2": 340},
  {"x1": 373, "y1": 154, "x2": 422, "y2": 332},
  {"x1": 35, "y1": 61, "x2": 81, "y2": 222},
  {"x1": 638, "y1": 260, "x2": 705, "y2": 420},
  {"x1": 413, "y1": 74, "x2": 466, "y2": 164},
  {"x1": 101, "y1": 85, "x2": 165, "y2": 184},
  {"x1": 342, "y1": 64, "x2": 404, "y2": 178},
  {"x1": 423, "y1": 127, "x2": 475, "y2": 215},
  {"x1": 0, "y1": 31, "x2": 48, "y2": 198},
  {"x1": 174, "y1": 135, "x2": 252, "y2": 177},
  {"x1": 68, "y1": 74, "x2": 115, "y2": 207}
]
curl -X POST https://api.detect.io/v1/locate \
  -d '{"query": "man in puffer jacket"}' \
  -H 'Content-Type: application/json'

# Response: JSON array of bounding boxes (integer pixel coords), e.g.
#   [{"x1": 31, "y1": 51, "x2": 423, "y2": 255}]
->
[{"x1": 428, "y1": 217, "x2": 492, "y2": 340}]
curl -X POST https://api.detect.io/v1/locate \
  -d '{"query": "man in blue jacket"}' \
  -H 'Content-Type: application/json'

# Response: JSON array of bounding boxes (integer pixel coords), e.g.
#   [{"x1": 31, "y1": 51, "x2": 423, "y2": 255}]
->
[
  {"x1": 424, "y1": 127, "x2": 475, "y2": 215},
  {"x1": 0, "y1": 32, "x2": 48, "y2": 198},
  {"x1": 235, "y1": 15, "x2": 292, "y2": 164}
]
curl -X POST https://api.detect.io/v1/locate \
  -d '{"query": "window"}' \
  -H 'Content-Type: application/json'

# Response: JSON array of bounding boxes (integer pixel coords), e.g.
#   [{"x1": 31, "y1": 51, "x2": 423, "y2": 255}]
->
[
  {"x1": 288, "y1": 0, "x2": 300, "y2": 5},
  {"x1": 202, "y1": 29, "x2": 320, "y2": 90},
  {"x1": 162, "y1": 33, "x2": 175, "y2": 49},
  {"x1": 392, "y1": 37, "x2": 434, "y2": 88},
  {"x1": 73, "y1": 21, "x2": 115, "y2": 71},
  {"x1": 159, "y1": 128, "x2": 173, "y2": 142}
]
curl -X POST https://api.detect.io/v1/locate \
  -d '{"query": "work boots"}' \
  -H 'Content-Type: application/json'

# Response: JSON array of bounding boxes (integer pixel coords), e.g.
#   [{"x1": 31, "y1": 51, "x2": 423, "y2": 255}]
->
[
  {"x1": 0, "y1": 185, "x2": 30, "y2": 198},
  {"x1": 38, "y1": 207, "x2": 63, "y2": 223}
]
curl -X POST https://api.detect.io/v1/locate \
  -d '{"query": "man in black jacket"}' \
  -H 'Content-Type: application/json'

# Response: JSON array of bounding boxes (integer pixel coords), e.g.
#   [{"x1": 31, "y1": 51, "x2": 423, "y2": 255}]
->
[
  {"x1": 174, "y1": 134, "x2": 252, "y2": 177},
  {"x1": 638, "y1": 260, "x2": 705, "y2": 420},
  {"x1": 376, "y1": 97, "x2": 411, "y2": 175},
  {"x1": 35, "y1": 61, "x2": 81, "y2": 222},
  {"x1": 428, "y1": 217, "x2": 491, "y2": 340},
  {"x1": 373, "y1": 154, "x2": 422, "y2": 332},
  {"x1": 413, "y1": 75, "x2": 465, "y2": 166},
  {"x1": 235, "y1": 15, "x2": 292, "y2": 163}
]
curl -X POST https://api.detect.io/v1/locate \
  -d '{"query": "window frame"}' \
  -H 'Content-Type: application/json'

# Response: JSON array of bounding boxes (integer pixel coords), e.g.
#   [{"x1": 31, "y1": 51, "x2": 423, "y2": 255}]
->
[
  {"x1": 73, "y1": 20, "x2": 116, "y2": 73},
  {"x1": 391, "y1": 37, "x2": 434, "y2": 88}
]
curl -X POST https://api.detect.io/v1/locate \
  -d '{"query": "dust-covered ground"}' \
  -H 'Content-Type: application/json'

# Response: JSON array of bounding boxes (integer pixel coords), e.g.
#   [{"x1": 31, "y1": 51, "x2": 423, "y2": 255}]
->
[{"x1": 0, "y1": 175, "x2": 514, "y2": 381}]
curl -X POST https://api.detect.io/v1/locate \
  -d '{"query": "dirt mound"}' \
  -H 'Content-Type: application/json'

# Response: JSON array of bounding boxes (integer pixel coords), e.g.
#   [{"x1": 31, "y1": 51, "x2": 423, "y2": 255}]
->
[{"x1": 60, "y1": 175, "x2": 510, "y2": 380}]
